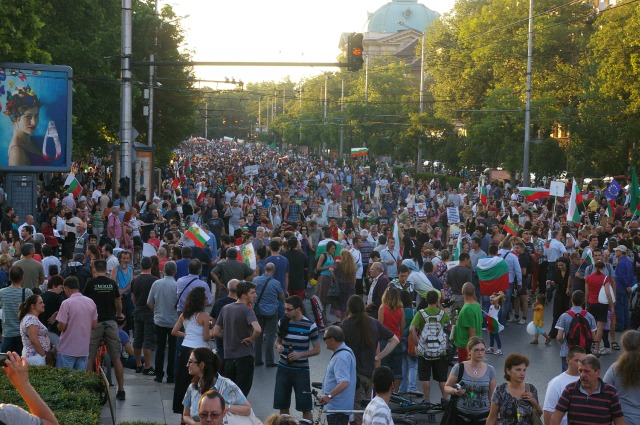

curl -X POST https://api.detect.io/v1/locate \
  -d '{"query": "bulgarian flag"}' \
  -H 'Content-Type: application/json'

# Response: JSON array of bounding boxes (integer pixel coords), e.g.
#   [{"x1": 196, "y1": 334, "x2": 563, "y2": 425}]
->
[
  {"x1": 567, "y1": 178, "x2": 581, "y2": 223},
  {"x1": 196, "y1": 184, "x2": 206, "y2": 205},
  {"x1": 453, "y1": 231, "x2": 463, "y2": 261},
  {"x1": 185, "y1": 156, "x2": 192, "y2": 174},
  {"x1": 484, "y1": 311, "x2": 503, "y2": 334},
  {"x1": 64, "y1": 174, "x2": 82, "y2": 198},
  {"x1": 631, "y1": 167, "x2": 640, "y2": 216},
  {"x1": 185, "y1": 223, "x2": 210, "y2": 248},
  {"x1": 605, "y1": 199, "x2": 614, "y2": 217},
  {"x1": 171, "y1": 177, "x2": 180, "y2": 191},
  {"x1": 351, "y1": 147, "x2": 368, "y2": 157},
  {"x1": 503, "y1": 218, "x2": 518, "y2": 236},
  {"x1": 518, "y1": 187, "x2": 550, "y2": 202},
  {"x1": 582, "y1": 247, "x2": 594, "y2": 265},
  {"x1": 480, "y1": 177, "x2": 487, "y2": 206},
  {"x1": 477, "y1": 256, "x2": 510, "y2": 296}
]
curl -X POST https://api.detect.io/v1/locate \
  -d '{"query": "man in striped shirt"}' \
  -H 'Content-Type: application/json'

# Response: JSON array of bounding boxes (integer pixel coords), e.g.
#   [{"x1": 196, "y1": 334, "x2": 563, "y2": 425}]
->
[
  {"x1": 273, "y1": 295, "x2": 321, "y2": 421},
  {"x1": 550, "y1": 354, "x2": 624, "y2": 425},
  {"x1": 363, "y1": 366, "x2": 394, "y2": 425}
]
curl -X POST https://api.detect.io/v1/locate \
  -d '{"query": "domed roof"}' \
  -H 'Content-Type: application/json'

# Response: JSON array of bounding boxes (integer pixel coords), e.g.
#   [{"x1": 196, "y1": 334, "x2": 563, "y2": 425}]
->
[{"x1": 367, "y1": 0, "x2": 439, "y2": 33}]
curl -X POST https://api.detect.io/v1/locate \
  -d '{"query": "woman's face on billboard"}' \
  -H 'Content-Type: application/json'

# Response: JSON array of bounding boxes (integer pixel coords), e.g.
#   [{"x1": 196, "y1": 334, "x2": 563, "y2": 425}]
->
[{"x1": 16, "y1": 106, "x2": 40, "y2": 135}]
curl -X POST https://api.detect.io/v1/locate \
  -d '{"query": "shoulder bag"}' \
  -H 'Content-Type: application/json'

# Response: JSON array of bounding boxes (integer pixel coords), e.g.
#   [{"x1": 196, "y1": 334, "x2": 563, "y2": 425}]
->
[
  {"x1": 174, "y1": 277, "x2": 199, "y2": 310},
  {"x1": 253, "y1": 277, "x2": 271, "y2": 312},
  {"x1": 440, "y1": 363, "x2": 465, "y2": 425},
  {"x1": 525, "y1": 383, "x2": 543, "y2": 425},
  {"x1": 598, "y1": 275, "x2": 615, "y2": 304}
]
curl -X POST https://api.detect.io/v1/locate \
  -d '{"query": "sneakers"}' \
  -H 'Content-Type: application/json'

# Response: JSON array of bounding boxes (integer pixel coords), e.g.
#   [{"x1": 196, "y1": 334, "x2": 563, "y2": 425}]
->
[
  {"x1": 518, "y1": 319, "x2": 527, "y2": 325},
  {"x1": 494, "y1": 349, "x2": 503, "y2": 355},
  {"x1": 135, "y1": 366, "x2": 143, "y2": 373},
  {"x1": 486, "y1": 347, "x2": 494, "y2": 354},
  {"x1": 143, "y1": 367, "x2": 156, "y2": 376},
  {"x1": 508, "y1": 318, "x2": 519, "y2": 323},
  {"x1": 153, "y1": 375, "x2": 163, "y2": 383},
  {"x1": 116, "y1": 390, "x2": 126, "y2": 400},
  {"x1": 601, "y1": 348, "x2": 612, "y2": 355}
]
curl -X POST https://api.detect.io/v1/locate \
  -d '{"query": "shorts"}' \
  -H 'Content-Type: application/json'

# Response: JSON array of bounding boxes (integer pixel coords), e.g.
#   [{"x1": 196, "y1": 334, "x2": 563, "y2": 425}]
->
[
  {"x1": 381, "y1": 340, "x2": 403, "y2": 378},
  {"x1": 133, "y1": 310, "x2": 157, "y2": 350},
  {"x1": 587, "y1": 303, "x2": 609, "y2": 323},
  {"x1": 534, "y1": 326, "x2": 545, "y2": 335},
  {"x1": 273, "y1": 365, "x2": 313, "y2": 413},
  {"x1": 89, "y1": 320, "x2": 122, "y2": 361},
  {"x1": 417, "y1": 356, "x2": 448, "y2": 382},
  {"x1": 516, "y1": 278, "x2": 529, "y2": 296}
]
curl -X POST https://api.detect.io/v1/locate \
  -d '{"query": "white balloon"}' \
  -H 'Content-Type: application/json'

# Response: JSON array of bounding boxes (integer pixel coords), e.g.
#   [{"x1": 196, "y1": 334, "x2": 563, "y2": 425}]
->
[{"x1": 527, "y1": 321, "x2": 536, "y2": 336}]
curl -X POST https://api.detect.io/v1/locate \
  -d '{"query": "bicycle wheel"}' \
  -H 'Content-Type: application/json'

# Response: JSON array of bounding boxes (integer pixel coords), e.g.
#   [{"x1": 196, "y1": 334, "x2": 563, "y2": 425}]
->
[
  {"x1": 392, "y1": 416, "x2": 417, "y2": 425},
  {"x1": 391, "y1": 403, "x2": 442, "y2": 414}
]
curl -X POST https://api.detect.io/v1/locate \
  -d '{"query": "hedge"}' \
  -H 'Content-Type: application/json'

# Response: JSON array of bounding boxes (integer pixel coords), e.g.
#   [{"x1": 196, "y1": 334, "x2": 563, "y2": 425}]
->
[{"x1": 0, "y1": 366, "x2": 103, "y2": 425}]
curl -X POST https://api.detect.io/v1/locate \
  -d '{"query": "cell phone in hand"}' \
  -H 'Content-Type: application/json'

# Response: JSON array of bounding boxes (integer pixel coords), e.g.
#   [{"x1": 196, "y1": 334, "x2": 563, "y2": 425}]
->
[{"x1": 0, "y1": 352, "x2": 8, "y2": 366}]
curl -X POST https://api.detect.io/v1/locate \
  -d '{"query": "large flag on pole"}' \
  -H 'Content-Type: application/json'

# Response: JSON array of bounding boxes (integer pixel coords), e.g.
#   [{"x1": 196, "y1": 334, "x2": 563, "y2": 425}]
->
[
  {"x1": 453, "y1": 231, "x2": 463, "y2": 261},
  {"x1": 567, "y1": 178, "x2": 581, "y2": 223},
  {"x1": 350, "y1": 147, "x2": 368, "y2": 157},
  {"x1": 479, "y1": 177, "x2": 487, "y2": 206},
  {"x1": 477, "y1": 257, "x2": 510, "y2": 296},
  {"x1": 603, "y1": 179, "x2": 621, "y2": 201},
  {"x1": 517, "y1": 187, "x2": 550, "y2": 202},
  {"x1": 631, "y1": 167, "x2": 640, "y2": 217},
  {"x1": 185, "y1": 223, "x2": 210, "y2": 248},
  {"x1": 392, "y1": 219, "x2": 403, "y2": 258},
  {"x1": 64, "y1": 174, "x2": 82, "y2": 198},
  {"x1": 503, "y1": 218, "x2": 518, "y2": 236}
]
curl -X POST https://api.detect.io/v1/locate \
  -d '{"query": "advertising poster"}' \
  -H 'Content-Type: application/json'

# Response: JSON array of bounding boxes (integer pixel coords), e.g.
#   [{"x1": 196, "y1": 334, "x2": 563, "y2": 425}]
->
[{"x1": 0, "y1": 63, "x2": 73, "y2": 171}]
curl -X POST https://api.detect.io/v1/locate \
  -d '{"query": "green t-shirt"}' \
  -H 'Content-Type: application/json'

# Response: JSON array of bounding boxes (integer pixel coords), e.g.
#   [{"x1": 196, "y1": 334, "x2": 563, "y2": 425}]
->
[
  {"x1": 454, "y1": 302, "x2": 483, "y2": 349},
  {"x1": 410, "y1": 306, "x2": 451, "y2": 332}
]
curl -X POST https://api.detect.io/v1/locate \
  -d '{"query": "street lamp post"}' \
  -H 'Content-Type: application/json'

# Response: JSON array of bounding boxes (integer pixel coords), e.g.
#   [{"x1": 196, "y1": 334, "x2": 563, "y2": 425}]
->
[
  {"x1": 398, "y1": 21, "x2": 426, "y2": 173},
  {"x1": 522, "y1": 0, "x2": 534, "y2": 185}
]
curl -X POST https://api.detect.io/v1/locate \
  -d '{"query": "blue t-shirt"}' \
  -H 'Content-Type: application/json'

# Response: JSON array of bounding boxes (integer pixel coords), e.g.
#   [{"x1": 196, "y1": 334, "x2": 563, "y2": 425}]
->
[
  {"x1": 253, "y1": 274, "x2": 283, "y2": 316},
  {"x1": 265, "y1": 255, "x2": 289, "y2": 293}
]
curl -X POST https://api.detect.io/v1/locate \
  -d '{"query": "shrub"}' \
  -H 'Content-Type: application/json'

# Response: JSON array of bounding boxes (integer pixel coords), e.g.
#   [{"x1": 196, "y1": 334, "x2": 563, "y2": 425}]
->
[{"x1": 0, "y1": 366, "x2": 102, "y2": 425}]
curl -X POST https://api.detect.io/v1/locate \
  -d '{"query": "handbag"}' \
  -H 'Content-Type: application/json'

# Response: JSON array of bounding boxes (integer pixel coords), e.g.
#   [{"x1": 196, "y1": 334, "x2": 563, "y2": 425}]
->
[
  {"x1": 327, "y1": 279, "x2": 340, "y2": 299},
  {"x1": 407, "y1": 335, "x2": 417, "y2": 357},
  {"x1": 440, "y1": 363, "x2": 465, "y2": 425},
  {"x1": 222, "y1": 410, "x2": 263, "y2": 425},
  {"x1": 598, "y1": 276, "x2": 615, "y2": 304},
  {"x1": 526, "y1": 383, "x2": 543, "y2": 425},
  {"x1": 45, "y1": 346, "x2": 57, "y2": 367}
]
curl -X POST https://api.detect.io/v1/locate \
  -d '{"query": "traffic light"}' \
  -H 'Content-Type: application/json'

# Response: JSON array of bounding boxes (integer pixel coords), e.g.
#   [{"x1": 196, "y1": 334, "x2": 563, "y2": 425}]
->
[
  {"x1": 348, "y1": 33, "x2": 364, "y2": 72},
  {"x1": 119, "y1": 177, "x2": 130, "y2": 197}
]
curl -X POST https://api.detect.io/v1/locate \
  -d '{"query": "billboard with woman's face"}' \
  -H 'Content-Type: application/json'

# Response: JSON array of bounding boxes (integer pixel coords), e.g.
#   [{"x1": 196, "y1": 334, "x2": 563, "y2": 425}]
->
[{"x1": 0, "y1": 63, "x2": 72, "y2": 172}]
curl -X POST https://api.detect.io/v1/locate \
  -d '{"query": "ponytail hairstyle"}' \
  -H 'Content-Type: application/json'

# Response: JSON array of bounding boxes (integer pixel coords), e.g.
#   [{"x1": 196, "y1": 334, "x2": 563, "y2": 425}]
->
[{"x1": 18, "y1": 294, "x2": 41, "y2": 321}]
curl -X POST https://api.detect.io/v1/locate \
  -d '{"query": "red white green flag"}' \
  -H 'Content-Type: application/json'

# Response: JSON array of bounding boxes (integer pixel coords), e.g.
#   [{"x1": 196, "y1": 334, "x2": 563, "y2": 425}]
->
[
  {"x1": 453, "y1": 231, "x2": 463, "y2": 261},
  {"x1": 479, "y1": 177, "x2": 487, "y2": 206},
  {"x1": 64, "y1": 174, "x2": 82, "y2": 198},
  {"x1": 485, "y1": 313, "x2": 503, "y2": 334},
  {"x1": 351, "y1": 147, "x2": 368, "y2": 157},
  {"x1": 517, "y1": 187, "x2": 550, "y2": 201},
  {"x1": 605, "y1": 200, "x2": 614, "y2": 217},
  {"x1": 196, "y1": 184, "x2": 206, "y2": 205},
  {"x1": 503, "y1": 218, "x2": 518, "y2": 236},
  {"x1": 185, "y1": 223, "x2": 210, "y2": 248},
  {"x1": 567, "y1": 178, "x2": 581, "y2": 223},
  {"x1": 477, "y1": 257, "x2": 510, "y2": 296},
  {"x1": 631, "y1": 167, "x2": 640, "y2": 217}
]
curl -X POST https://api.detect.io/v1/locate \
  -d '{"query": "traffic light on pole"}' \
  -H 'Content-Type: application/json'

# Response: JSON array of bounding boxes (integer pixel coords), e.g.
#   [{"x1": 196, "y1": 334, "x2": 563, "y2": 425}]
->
[{"x1": 348, "y1": 33, "x2": 364, "y2": 72}]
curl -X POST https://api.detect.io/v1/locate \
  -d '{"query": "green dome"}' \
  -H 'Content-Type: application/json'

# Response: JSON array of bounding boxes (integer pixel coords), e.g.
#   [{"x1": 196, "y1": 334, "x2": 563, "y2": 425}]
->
[{"x1": 367, "y1": 0, "x2": 439, "y2": 33}]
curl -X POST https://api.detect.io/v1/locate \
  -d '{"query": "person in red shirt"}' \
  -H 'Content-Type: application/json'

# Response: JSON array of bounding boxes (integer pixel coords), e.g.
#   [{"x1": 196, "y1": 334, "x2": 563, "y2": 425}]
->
[{"x1": 585, "y1": 261, "x2": 614, "y2": 355}]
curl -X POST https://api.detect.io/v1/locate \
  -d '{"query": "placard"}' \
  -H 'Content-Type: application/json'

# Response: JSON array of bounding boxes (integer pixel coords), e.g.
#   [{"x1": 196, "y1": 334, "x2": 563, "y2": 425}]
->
[
  {"x1": 550, "y1": 181, "x2": 565, "y2": 197},
  {"x1": 244, "y1": 165, "x2": 259, "y2": 176},
  {"x1": 447, "y1": 207, "x2": 460, "y2": 223},
  {"x1": 415, "y1": 202, "x2": 427, "y2": 218}
]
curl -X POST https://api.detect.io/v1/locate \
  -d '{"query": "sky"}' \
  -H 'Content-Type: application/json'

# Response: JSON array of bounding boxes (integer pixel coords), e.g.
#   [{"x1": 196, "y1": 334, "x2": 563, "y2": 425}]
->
[{"x1": 160, "y1": 0, "x2": 455, "y2": 87}]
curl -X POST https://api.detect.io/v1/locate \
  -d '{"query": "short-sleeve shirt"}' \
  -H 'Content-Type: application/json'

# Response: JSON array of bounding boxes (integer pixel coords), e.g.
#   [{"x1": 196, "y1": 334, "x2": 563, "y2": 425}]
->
[
  {"x1": 84, "y1": 276, "x2": 121, "y2": 322},
  {"x1": 322, "y1": 343, "x2": 357, "y2": 411},
  {"x1": 57, "y1": 293, "x2": 98, "y2": 357},
  {"x1": 0, "y1": 287, "x2": 34, "y2": 337},
  {"x1": 454, "y1": 302, "x2": 483, "y2": 349},
  {"x1": 451, "y1": 362, "x2": 496, "y2": 415},
  {"x1": 278, "y1": 315, "x2": 319, "y2": 369},
  {"x1": 147, "y1": 276, "x2": 179, "y2": 328},
  {"x1": 14, "y1": 258, "x2": 44, "y2": 289},
  {"x1": 543, "y1": 372, "x2": 578, "y2": 425},
  {"x1": 341, "y1": 316, "x2": 394, "y2": 377},
  {"x1": 555, "y1": 307, "x2": 597, "y2": 357},
  {"x1": 217, "y1": 302, "x2": 258, "y2": 359},
  {"x1": 491, "y1": 382, "x2": 539, "y2": 425},
  {"x1": 411, "y1": 306, "x2": 451, "y2": 331},
  {"x1": 555, "y1": 379, "x2": 623, "y2": 424},
  {"x1": 20, "y1": 314, "x2": 51, "y2": 357},
  {"x1": 265, "y1": 255, "x2": 289, "y2": 293},
  {"x1": 182, "y1": 375, "x2": 247, "y2": 422},
  {"x1": 363, "y1": 396, "x2": 394, "y2": 425},
  {"x1": 252, "y1": 274, "x2": 283, "y2": 316},
  {"x1": 0, "y1": 404, "x2": 43, "y2": 425},
  {"x1": 131, "y1": 273, "x2": 157, "y2": 314}
]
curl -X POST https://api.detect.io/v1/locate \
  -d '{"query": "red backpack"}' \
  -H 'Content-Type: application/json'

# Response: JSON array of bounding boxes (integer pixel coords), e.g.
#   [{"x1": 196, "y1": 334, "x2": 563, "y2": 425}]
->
[{"x1": 565, "y1": 310, "x2": 593, "y2": 354}]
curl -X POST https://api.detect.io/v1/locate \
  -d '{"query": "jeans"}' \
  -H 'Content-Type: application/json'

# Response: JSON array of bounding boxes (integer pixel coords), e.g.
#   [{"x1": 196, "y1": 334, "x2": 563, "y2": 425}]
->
[
  {"x1": 57, "y1": 353, "x2": 88, "y2": 371},
  {"x1": 255, "y1": 313, "x2": 278, "y2": 365},
  {"x1": 224, "y1": 355, "x2": 255, "y2": 397},
  {"x1": 481, "y1": 295, "x2": 491, "y2": 328},
  {"x1": 155, "y1": 325, "x2": 177, "y2": 380},
  {"x1": 561, "y1": 356, "x2": 568, "y2": 372},
  {"x1": 489, "y1": 333, "x2": 502, "y2": 349},
  {"x1": 615, "y1": 291, "x2": 630, "y2": 331},
  {"x1": 1, "y1": 335, "x2": 22, "y2": 354},
  {"x1": 398, "y1": 351, "x2": 418, "y2": 393},
  {"x1": 498, "y1": 286, "x2": 513, "y2": 325}
]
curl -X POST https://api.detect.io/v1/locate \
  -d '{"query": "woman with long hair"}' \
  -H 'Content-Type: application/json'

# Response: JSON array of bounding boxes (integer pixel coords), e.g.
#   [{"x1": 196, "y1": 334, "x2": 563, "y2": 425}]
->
[
  {"x1": 19, "y1": 294, "x2": 52, "y2": 365},
  {"x1": 547, "y1": 258, "x2": 571, "y2": 338},
  {"x1": 316, "y1": 241, "x2": 337, "y2": 322},
  {"x1": 444, "y1": 337, "x2": 497, "y2": 424},
  {"x1": 378, "y1": 287, "x2": 405, "y2": 390},
  {"x1": 121, "y1": 211, "x2": 134, "y2": 251},
  {"x1": 585, "y1": 261, "x2": 615, "y2": 355},
  {"x1": 171, "y1": 287, "x2": 212, "y2": 415},
  {"x1": 486, "y1": 353, "x2": 542, "y2": 425},
  {"x1": 41, "y1": 215, "x2": 60, "y2": 257},
  {"x1": 333, "y1": 250, "x2": 356, "y2": 321},
  {"x1": 604, "y1": 330, "x2": 640, "y2": 423},
  {"x1": 181, "y1": 348, "x2": 251, "y2": 425}
]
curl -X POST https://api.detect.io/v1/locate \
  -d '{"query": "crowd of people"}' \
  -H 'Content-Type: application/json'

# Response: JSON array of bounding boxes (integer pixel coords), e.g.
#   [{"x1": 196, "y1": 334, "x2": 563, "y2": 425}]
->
[{"x1": 0, "y1": 138, "x2": 639, "y2": 425}]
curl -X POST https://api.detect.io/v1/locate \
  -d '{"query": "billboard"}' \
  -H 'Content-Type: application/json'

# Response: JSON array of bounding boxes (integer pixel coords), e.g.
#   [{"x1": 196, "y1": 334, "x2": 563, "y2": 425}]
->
[{"x1": 0, "y1": 63, "x2": 72, "y2": 172}]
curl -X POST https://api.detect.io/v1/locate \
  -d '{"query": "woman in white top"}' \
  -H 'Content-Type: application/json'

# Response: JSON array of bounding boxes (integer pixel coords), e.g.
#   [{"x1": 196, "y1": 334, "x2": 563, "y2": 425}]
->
[{"x1": 171, "y1": 287, "x2": 212, "y2": 416}]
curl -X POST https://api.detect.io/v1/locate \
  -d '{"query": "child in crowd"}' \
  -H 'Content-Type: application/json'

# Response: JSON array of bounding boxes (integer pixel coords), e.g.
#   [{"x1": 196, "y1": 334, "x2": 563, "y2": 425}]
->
[
  {"x1": 531, "y1": 293, "x2": 552, "y2": 345},
  {"x1": 486, "y1": 292, "x2": 505, "y2": 355}
]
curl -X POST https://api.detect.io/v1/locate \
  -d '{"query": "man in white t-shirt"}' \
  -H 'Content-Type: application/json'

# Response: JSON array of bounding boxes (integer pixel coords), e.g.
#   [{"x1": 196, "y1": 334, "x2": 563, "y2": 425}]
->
[
  {"x1": 363, "y1": 366, "x2": 394, "y2": 425},
  {"x1": 543, "y1": 346, "x2": 586, "y2": 425}
]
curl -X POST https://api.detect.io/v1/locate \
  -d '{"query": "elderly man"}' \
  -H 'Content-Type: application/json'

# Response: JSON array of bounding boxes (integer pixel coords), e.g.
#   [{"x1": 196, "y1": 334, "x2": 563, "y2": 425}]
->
[
  {"x1": 320, "y1": 326, "x2": 357, "y2": 425},
  {"x1": 365, "y1": 262, "x2": 390, "y2": 320},
  {"x1": 17, "y1": 215, "x2": 36, "y2": 240},
  {"x1": 197, "y1": 390, "x2": 227, "y2": 425}
]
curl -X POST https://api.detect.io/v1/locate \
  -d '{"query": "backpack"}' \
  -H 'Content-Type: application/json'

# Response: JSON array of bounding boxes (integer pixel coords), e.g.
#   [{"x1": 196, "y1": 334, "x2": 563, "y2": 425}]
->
[
  {"x1": 417, "y1": 309, "x2": 447, "y2": 359},
  {"x1": 565, "y1": 310, "x2": 593, "y2": 354}
]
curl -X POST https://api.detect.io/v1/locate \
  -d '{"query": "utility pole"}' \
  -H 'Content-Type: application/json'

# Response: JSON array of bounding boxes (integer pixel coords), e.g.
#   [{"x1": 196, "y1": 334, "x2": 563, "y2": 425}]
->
[
  {"x1": 299, "y1": 82, "x2": 303, "y2": 146},
  {"x1": 340, "y1": 79, "x2": 345, "y2": 158},
  {"x1": 522, "y1": 0, "x2": 534, "y2": 186},
  {"x1": 120, "y1": 0, "x2": 133, "y2": 209},
  {"x1": 323, "y1": 74, "x2": 328, "y2": 155},
  {"x1": 204, "y1": 101, "x2": 208, "y2": 139},
  {"x1": 417, "y1": 31, "x2": 425, "y2": 173},
  {"x1": 147, "y1": 0, "x2": 158, "y2": 148}
]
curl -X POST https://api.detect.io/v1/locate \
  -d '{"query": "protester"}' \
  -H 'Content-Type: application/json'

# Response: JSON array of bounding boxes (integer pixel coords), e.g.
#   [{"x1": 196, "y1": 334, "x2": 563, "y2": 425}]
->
[{"x1": 603, "y1": 330, "x2": 640, "y2": 424}]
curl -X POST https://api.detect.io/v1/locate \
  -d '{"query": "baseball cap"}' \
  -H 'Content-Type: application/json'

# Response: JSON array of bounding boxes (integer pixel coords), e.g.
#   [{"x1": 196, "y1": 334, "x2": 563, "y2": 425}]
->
[{"x1": 614, "y1": 246, "x2": 627, "y2": 253}]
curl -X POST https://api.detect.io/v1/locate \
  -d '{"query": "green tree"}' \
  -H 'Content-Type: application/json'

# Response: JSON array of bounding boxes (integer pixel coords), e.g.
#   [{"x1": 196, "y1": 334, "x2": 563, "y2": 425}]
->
[{"x1": 0, "y1": 0, "x2": 51, "y2": 63}]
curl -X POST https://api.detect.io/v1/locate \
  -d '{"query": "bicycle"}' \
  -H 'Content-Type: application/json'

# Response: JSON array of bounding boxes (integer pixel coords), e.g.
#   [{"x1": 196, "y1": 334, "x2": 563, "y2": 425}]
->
[{"x1": 93, "y1": 337, "x2": 116, "y2": 425}]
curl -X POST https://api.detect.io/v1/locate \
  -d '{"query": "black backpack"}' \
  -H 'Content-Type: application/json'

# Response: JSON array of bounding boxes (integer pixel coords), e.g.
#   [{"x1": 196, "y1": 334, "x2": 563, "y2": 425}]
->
[{"x1": 566, "y1": 310, "x2": 593, "y2": 354}]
